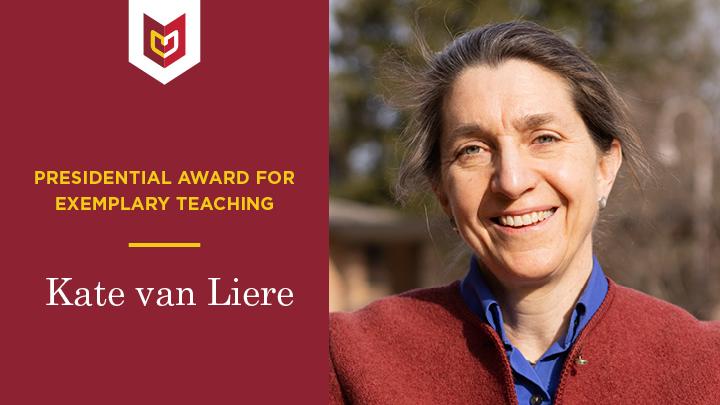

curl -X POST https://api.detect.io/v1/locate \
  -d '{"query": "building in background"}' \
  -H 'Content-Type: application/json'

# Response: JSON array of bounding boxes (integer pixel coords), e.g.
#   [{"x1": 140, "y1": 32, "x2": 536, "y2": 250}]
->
[{"x1": 330, "y1": 198, "x2": 467, "y2": 311}]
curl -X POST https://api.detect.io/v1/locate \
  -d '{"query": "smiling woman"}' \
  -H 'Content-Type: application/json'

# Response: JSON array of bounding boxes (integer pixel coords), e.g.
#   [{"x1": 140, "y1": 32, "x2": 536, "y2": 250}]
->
[
  {"x1": 329, "y1": 21, "x2": 720, "y2": 404},
  {"x1": 437, "y1": 61, "x2": 621, "y2": 293}
]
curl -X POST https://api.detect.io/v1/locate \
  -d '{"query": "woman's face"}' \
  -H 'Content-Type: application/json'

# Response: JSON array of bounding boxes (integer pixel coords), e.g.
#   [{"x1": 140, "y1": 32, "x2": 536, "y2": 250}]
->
[{"x1": 437, "y1": 59, "x2": 621, "y2": 288}]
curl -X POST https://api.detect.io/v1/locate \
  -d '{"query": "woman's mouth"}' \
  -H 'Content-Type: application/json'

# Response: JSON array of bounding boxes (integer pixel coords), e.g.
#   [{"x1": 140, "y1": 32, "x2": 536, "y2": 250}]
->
[{"x1": 492, "y1": 207, "x2": 558, "y2": 228}]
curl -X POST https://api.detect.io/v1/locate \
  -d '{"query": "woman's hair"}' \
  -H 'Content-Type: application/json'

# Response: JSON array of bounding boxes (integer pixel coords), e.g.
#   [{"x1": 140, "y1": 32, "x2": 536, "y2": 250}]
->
[{"x1": 391, "y1": 20, "x2": 651, "y2": 203}]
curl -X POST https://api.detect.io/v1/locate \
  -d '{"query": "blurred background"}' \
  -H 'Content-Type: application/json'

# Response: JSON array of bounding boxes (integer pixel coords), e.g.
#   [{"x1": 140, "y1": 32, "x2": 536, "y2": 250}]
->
[{"x1": 329, "y1": 0, "x2": 720, "y2": 320}]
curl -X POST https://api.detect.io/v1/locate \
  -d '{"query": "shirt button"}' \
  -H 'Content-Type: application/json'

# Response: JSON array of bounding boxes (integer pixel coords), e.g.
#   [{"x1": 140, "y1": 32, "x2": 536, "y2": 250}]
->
[{"x1": 530, "y1": 395, "x2": 543, "y2": 405}]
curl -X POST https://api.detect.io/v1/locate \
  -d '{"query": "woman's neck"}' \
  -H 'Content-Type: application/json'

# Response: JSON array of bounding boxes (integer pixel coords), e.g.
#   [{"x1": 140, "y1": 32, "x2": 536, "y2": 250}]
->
[{"x1": 487, "y1": 244, "x2": 594, "y2": 363}]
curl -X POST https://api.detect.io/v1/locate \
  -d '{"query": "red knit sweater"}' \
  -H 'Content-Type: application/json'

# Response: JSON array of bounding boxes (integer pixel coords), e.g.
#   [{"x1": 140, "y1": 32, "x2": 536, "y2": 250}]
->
[{"x1": 329, "y1": 279, "x2": 720, "y2": 404}]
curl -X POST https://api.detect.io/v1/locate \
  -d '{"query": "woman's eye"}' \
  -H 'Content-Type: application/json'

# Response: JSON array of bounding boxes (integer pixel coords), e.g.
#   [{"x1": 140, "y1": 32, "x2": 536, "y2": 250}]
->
[
  {"x1": 534, "y1": 134, "x2": 557, "y2": 144},
  {"x1": 460, "y1": 145, "x2": 482, "y2": 155}
]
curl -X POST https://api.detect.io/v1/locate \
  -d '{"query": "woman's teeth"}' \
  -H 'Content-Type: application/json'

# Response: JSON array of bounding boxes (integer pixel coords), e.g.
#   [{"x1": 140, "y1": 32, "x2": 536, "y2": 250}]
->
[{"x1": 498, "y1": 209, "x2": 555, "y2": 227}]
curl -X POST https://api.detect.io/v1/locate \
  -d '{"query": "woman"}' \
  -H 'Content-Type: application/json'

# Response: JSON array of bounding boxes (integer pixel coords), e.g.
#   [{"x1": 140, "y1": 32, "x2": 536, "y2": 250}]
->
[{"x1": 329, "y1": 21, "x2": 720, "y2": 404}]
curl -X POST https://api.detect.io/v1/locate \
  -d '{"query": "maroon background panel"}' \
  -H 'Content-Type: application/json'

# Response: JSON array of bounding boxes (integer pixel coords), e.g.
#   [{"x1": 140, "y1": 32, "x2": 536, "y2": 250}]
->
[{"x1": 1, "y1": 1, "x2": 327, "y2": 403}]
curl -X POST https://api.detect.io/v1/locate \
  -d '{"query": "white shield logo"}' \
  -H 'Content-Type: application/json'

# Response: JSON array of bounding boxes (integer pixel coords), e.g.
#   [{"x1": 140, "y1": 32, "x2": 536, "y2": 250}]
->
[{"x1": 129, "y1": 0, "x2": 201, "y2": 84}]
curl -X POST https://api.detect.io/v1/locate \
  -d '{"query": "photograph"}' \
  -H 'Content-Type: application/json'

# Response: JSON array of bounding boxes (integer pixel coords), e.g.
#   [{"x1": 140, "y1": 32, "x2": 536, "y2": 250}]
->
[{"x1": 329, "y1": 1, "x2": 720, "y2": 403}]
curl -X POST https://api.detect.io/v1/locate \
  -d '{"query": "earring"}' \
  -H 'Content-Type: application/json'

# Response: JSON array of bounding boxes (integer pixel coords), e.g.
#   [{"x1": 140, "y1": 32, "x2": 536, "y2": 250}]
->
[
  {"x1": 598, "y1": 196, "x2": 607, "y2": 209},
  {"x1": 449, "y1": 216, "x2": 458, "y2": 233}
]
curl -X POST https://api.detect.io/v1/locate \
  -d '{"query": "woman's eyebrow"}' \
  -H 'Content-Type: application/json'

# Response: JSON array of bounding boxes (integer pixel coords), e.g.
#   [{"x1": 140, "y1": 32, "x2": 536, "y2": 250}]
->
[
  {"x1": 513, "y1": 113, "x2": 557, "y2": 131},
  {"x1": 447, "y1": 123, "x2": 493, "y2": 140},
  {"x1": 445, "y1": 113, "x2": 558, "y2": 145},
  {"x1": 442, "y1": 123, "x2": 493, "y2": 152}
]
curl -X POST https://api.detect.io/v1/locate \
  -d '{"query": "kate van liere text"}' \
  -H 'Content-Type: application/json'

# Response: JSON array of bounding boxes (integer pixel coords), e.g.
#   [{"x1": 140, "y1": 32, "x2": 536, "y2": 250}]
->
[{"x1": 45, "y1": 278, "x2": 294, "y2": 307}]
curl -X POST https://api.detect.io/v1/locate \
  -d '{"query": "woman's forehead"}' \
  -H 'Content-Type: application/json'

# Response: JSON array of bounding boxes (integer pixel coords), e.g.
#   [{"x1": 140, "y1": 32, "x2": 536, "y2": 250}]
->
[{"x1": 442, "y1": 60, "x2": 579, "y2": 136}]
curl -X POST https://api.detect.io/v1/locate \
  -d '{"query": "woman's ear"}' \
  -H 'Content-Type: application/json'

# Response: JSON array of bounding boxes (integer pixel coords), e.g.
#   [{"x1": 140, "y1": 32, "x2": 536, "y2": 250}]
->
[
  {"x1": 597, "y1": 139, "x2": 623, "y2": 198},
  {"x1": 432, "y1": 180, "x2": 453, "y2": 217}
]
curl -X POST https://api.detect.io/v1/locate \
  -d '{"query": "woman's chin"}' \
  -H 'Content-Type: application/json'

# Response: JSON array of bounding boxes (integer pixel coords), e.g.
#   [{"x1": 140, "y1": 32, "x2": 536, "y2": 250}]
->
[{"x1": 486, "y1": 254, "x2": 562, "y2": 287}]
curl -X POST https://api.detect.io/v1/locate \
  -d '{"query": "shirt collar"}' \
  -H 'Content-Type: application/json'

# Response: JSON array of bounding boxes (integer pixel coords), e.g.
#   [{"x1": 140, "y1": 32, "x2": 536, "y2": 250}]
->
[{"x1": 460, "y1": 255, "x2": 608, "y2": 350}]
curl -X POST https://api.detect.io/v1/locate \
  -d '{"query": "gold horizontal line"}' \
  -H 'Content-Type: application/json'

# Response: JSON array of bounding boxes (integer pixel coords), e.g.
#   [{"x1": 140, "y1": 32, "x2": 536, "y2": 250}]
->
[{"x1": 128, "y1": 242, "x2": 201, "y2": 248}]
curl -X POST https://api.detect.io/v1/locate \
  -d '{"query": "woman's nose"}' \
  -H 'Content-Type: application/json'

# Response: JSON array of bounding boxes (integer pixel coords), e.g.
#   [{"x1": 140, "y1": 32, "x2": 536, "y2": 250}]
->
[{"x1": 489, "y1": 147, "x2": 539, "y2": 200}]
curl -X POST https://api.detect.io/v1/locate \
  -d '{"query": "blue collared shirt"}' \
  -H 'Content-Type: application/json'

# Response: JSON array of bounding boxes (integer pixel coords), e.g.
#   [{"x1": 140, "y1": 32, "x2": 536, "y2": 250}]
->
[{"x1": 460, "y1": 256, "x2": 608, "y2": 405}]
